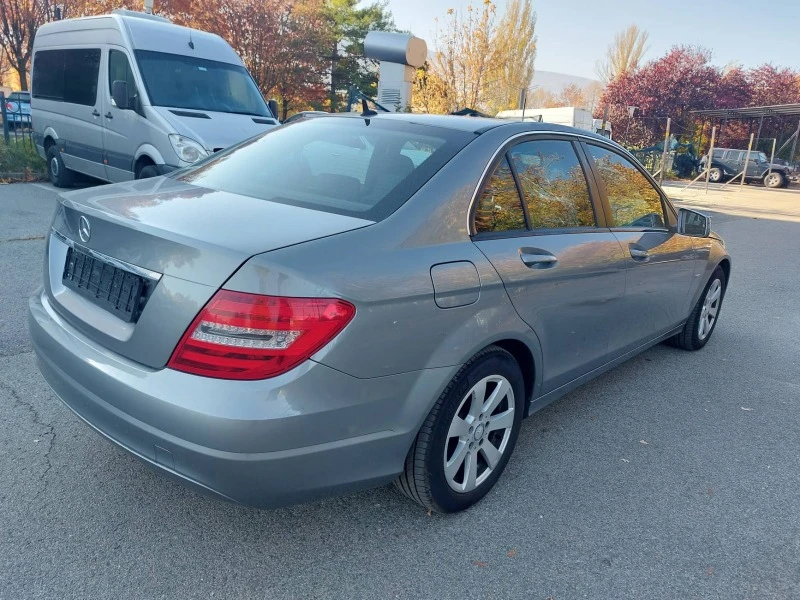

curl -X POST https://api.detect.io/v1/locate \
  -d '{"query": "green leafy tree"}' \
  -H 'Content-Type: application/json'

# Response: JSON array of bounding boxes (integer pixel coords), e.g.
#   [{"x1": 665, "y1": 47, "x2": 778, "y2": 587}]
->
[{"x1": 324, "y1": 0, "x2": 394, "y2": 112}]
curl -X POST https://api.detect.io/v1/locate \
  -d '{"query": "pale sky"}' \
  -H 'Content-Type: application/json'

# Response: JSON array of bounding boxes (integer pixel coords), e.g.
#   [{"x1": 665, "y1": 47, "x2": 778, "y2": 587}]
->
[{"x1": 386, "y1": 0, "x2": 800, "y2": 80}]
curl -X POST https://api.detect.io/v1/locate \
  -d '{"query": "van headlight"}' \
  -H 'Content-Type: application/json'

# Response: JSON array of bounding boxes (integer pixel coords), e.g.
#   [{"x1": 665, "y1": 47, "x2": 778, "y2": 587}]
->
[{"x1": 169, "y1": 135, "x2": 208, "y2": 163}]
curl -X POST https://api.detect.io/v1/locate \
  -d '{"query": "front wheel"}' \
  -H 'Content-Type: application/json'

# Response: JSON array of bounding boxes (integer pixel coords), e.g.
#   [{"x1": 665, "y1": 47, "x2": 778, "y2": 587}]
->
[
  {"x1": 395, "y1": 346, "x2": 524, "y2": 513},
  {"x1": 764, "y1": 171, "x2": 785, "y2": 188},
  {"x1": 708, "y1": 167, "x2": 723, "y2": 183},
  {"x1": 667, "y1": 267, "x2": 726, "y2": 351}
]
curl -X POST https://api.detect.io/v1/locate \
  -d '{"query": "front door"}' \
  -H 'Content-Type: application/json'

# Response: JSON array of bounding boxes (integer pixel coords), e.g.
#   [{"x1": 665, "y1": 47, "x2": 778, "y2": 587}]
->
[
  {"x1": 472, "y1": 137, "x2": 627, "y2": 394},
  {"x1": 101, "y1": 47, "x2": 144, "y2": 182},
  {"x1": 582, "y1": 143, "x2": 696, "y2": 355}
]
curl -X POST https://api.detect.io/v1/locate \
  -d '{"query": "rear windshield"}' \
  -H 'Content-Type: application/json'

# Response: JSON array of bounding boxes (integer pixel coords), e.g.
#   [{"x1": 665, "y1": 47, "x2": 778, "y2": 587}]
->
[{"x1": 177, "y1": 117, "x2": 476, "y2": 220}]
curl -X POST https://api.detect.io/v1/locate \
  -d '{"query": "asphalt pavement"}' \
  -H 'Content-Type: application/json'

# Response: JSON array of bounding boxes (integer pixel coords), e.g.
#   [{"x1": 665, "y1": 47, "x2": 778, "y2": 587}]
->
[{"x1": 1, "y1": 181, "x2": 799, "y2": 599}]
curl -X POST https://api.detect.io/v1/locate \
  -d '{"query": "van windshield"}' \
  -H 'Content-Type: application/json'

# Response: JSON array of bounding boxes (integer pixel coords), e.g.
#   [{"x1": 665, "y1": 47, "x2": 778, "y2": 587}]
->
[{"x1": 135, "y1": 50, "x2": 270, "y2": 117}]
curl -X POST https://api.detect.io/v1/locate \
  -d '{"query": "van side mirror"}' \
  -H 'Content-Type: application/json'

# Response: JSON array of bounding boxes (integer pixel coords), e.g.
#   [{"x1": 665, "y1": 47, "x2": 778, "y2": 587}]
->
[
  {"x1": 268, "y1": 99, "x2": 279, "y2": 121},
  {"x1": 678, "y1": 208, "x2": 711, "y2": 237},
  {"x1": 112, "y1": 80, "x2": 129, "y2": 110}
]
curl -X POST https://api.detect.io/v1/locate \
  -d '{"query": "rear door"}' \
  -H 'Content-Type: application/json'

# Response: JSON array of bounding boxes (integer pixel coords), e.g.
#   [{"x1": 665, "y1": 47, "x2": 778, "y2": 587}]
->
[
  {"x1": 582, "y1": 142, "x2": 696, "y2": 355},
  {"x1": 102, "y1": 47, "x2": 144, "y2": 181},
  {"x1": 472, "y1": 136, "x2": 627, "y2": 393}
]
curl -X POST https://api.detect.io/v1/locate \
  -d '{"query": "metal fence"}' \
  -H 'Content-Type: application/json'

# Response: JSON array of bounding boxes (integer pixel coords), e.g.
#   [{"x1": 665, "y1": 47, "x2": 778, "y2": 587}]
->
[{"x1": 0, "y1": 92, "x2": 34, "y2": 147}]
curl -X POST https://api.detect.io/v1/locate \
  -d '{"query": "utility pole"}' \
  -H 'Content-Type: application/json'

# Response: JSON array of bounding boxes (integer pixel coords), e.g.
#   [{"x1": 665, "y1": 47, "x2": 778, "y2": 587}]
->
[
  {"x1": 740, "y1": 133, "x2": 754, "y2": 190},
  {"x1": 704, "y1": 126, "x2": 716, "y2": 194},
  {"x1": 659, "y1": 117, "x2": 671, "y2": 185}
]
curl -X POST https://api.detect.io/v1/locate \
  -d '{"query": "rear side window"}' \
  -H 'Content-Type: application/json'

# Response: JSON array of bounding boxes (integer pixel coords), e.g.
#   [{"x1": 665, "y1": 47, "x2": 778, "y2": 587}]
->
[
  {"x1": 32, "y1": 49, "x2": 101, "y2": 106},
  {"x1": 508, "y1": 140, "x2": 596, "y2": 229},
  {"x1": 178, "y1": 118, "x2": 475, "y2": 221},
  {"x1": 474, "y1": 156, "x2": 526, "y2": 233},
  {"x1": 586, "y1": 144, "x2": 666, "y2": 229}
]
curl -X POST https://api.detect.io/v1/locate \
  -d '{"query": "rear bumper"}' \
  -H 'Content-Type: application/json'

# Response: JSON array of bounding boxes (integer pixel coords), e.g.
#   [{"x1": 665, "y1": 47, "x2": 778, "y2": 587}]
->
[{"x1": 28, "y1": 290, "x2": 453, "y2": 508}]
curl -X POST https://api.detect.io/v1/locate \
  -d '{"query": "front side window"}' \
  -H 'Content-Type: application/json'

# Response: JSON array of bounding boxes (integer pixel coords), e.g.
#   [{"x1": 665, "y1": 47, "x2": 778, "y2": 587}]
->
[
  {"x1": 178, "y1": 117, "x2": 474, "y2": 221},
  {"x1": 32, "y1": 49, "x2": 101, "y2": 106},
  {"x1": 509, "y1": 140, "x2": 596, "y2": 229},
  {"x1": 586, "y1": 144, "x2": 666, "y2": 229},
  {"x1": 474, "y1": 156, "x2": 526, "y2": 233},
  {"x1": 108, "y1": 50, "x2": 138, "y2": 106},
  {"x1": 135, "y1": 50, "x2": 269, "y2": 116}
]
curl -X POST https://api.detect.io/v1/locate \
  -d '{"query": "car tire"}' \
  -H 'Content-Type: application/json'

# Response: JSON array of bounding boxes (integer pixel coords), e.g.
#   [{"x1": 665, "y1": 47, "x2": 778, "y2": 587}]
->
[
  {"x1": 46, "y1": 146, "x2": 74, "y2": 188},
  {"x1": 136, "y1": 164, "x2": 161, "y2": 180},
  {"x1": 395, "y1": 345, "x2": 525, "y2": 513},
  {"x1": 708, "y1": 167, "x2": 723, "y2": 183},
  {"x1": 764, "y1": 171, "x2": 785, "y2": 188},
  {"x1": 667, "y1": 267, "x2": 726, "y2": 351}
]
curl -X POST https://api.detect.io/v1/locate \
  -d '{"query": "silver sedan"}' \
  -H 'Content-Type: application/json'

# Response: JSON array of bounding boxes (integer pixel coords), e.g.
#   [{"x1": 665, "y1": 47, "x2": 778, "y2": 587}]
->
[{"x1": 28, "y1": 114, "x2": 730, "y2": 512}]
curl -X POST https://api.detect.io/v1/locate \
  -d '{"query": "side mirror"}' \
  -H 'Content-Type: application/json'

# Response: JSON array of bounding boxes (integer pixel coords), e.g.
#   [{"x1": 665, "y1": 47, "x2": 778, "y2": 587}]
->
[
  {"x1": 678, "y1": 207, "x2": 711, "y2": 237},
  {"x1": 268, "y1": 99, "x2": 280, "y2": 121},
  {"x1": 112, "y1": 80, "x2": 129, "y2": 110}
]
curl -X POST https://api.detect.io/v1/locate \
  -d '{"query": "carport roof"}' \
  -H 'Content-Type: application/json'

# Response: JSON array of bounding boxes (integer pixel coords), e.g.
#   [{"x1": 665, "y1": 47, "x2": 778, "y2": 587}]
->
[{"x1": 691, "y1": 103, "x2": 800, "y2": 119}]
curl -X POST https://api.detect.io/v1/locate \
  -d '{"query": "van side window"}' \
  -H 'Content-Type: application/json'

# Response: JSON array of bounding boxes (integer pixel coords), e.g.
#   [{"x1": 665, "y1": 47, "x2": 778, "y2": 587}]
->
[
  {"x1": 32, "y1": 49, "x2": 101, "y2": 106},
  {"x1": 108, "y1": 50, "x2": 138, "y2": 105}
]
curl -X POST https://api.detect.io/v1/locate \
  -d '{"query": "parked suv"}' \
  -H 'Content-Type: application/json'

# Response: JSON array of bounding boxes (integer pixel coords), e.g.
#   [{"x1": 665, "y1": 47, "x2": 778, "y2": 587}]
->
[{"x1": 700, "y1": 147, "x2": 789, "y2": 188}]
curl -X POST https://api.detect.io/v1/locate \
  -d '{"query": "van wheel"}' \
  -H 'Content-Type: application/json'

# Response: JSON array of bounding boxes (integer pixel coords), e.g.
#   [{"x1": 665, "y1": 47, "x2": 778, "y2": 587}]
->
[
  {"x1": 136, "y1": 165, "x2": 160, "y2": 180},
  {"x1": 46, "y1": 146, "x2": 74, "y2": 188}
]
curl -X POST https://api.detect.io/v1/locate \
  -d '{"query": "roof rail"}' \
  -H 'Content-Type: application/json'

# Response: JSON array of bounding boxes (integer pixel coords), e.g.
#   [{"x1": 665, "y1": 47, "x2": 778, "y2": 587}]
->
[{"x1": 111, "y1": 9, "x2": 171, "y2": 23}]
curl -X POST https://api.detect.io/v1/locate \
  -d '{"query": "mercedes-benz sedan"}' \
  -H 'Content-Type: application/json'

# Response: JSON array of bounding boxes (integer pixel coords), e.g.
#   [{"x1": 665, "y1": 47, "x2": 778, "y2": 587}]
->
[{"x1": 29, "y1": 114, "x2": 730, "y2": 512}]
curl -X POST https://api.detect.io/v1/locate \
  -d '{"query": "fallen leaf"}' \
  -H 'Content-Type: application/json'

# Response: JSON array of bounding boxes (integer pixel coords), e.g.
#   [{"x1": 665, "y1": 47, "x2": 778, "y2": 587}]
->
[
  {"x1": 706, "y1": 566, "x2": 715, "y2": 577},
  {"x1": 639, "y1": 440, "x2": 649, "y2": 445},
  {"x1": 507, "y1": 549, "x2": 517, "y2": 558},
  {"x1": 33, "y1": 439, "x2": 40, "y2": 443},
  {"x1": 621, "y1": 458, "x2": 630, "y2": 463},
  {"x1": 741, "y1": 407, "x2": 754, "y2": 411},
  {"x1": 707, "y1": 488, "x2": 715, "y2": 497},
  {"x1": 472, "y1": 560, "x2": 488, "y2": 568},
  {"x1": 426, "y1": 509, "x2": 432, "y2": 517}
]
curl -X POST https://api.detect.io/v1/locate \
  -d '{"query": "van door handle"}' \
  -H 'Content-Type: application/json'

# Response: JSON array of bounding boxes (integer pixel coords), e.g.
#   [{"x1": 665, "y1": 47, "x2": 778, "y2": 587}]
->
[
  {"x1": 519, "y1": 250, "x2": 558, "y2": 268},
  {"x1": 629, "y1": 246, "x2": 650, "y2": 261},
  {"x1": 104, "y1": 112, "x2": 113, "y2": 119},
  {"x1": 92, "y1": 109, "x2": 100, "y2": 117}
]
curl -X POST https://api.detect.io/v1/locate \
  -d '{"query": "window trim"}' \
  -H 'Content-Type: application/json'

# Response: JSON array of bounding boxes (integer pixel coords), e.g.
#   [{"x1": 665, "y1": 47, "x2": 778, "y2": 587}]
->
[
  {"x1": 469, "y1": 133, "x2": 606, "y2": 238},
  {"x1": 580, "y1": 140, "x2": 673, "y2": 233}
]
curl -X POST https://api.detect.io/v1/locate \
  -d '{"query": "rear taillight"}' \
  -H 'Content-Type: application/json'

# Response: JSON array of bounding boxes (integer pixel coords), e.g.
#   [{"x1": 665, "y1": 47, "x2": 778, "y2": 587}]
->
[{"x1": 168, "y1": 290, "x2": 355, "y2": 380}]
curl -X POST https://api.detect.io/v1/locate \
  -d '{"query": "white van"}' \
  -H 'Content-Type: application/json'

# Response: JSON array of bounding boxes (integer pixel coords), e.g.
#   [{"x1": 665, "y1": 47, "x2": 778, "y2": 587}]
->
[{"x1": 31, "y1": 10, "x2": 279, "y2": 187}]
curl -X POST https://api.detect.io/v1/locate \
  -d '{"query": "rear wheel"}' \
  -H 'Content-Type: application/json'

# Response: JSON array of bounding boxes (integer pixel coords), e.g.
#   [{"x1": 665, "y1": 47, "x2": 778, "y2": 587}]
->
[
  {"x1": 46, "y1": 146, "x2": 74, "y2": 188},
  {"x1": 667, "y1": 267, "x2": 726, "y2": 351},
  {"x1": 395, "y1": 346, "x2": 524, "y2": 513},
  {"x1": 764, "y1": 171, "x2": 785, "y2": 188},
  {"x1": 708, "y1": 167, "x2": 723, "y2": 183}
]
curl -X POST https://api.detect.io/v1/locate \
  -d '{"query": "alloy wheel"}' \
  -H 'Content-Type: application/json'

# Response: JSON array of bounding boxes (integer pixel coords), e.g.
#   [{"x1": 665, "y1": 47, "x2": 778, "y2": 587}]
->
[
  {"x1": 698, "y1": 279, "x2": 722, "y2": 340},
  {"x1": 444, "y1": 375, "x2": 515, "y2": 493}
]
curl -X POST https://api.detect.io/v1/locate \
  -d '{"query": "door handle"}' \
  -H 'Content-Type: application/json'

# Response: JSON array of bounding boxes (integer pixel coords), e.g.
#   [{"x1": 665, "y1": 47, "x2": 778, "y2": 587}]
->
[
  {"x1": 92, "y1": 109, "x2": 100, "y2": 117},
  {"x1": 104, "y1": 112, "x2": 113, "y2": 119},
  {"x1": 519, "y1": 251, "x2": 558, "y2": 268},
  {"x1": 629, "y1": 246, "x2": 650, "y2": 261}
]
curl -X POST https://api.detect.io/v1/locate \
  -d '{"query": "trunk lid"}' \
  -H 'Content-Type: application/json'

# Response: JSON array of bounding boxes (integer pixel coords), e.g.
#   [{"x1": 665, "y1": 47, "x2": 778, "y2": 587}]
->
[{"x1": 46, "y1": 176, "x2": 372, "y2": 368}]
